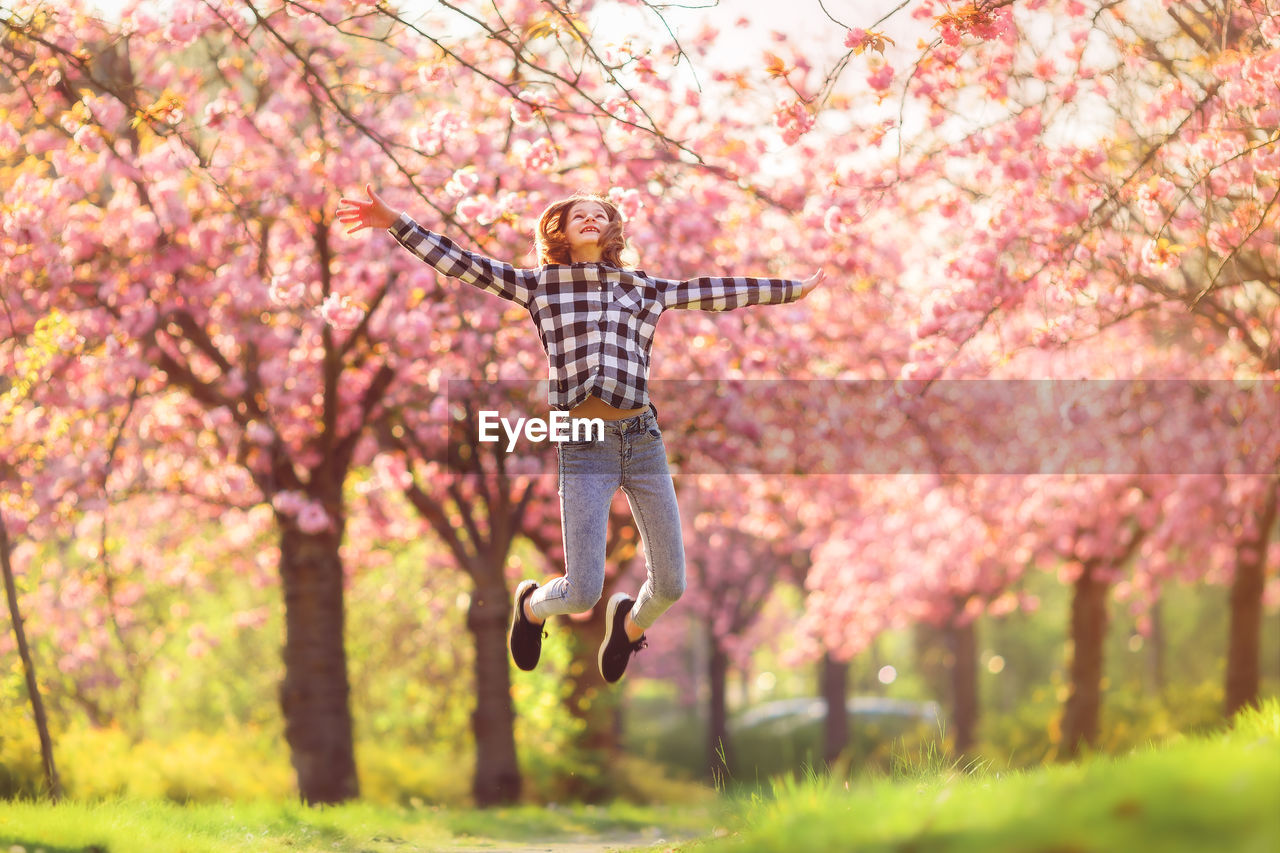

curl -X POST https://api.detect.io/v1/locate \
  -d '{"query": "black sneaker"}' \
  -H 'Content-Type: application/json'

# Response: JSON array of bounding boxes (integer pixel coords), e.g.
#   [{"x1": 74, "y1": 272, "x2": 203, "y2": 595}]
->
[
  {"x1": 509, "y1": 580, "x2": 544, "y2": 671},
  {"x1": 598, "y1": 593, "x2": 647, "y2": 683}
]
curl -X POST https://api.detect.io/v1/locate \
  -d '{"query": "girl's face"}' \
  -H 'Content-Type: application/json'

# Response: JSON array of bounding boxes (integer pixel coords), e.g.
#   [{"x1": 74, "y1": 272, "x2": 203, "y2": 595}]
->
[{"x1": 564, "y1": 201, "x2": 609, "y2": 259}]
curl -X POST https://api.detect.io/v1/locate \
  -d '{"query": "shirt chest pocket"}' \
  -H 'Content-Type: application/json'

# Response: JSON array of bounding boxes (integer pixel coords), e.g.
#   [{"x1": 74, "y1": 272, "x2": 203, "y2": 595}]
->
[{"x1": 608, "y1": 289, "x2": 653, "y2": 367}]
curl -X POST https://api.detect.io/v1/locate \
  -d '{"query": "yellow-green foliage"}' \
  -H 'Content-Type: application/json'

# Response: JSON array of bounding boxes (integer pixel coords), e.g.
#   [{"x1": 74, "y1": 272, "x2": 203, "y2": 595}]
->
[
  {"x1": 0, "y1": 711, "x2": 489, "y2": 806},
  {"x1": 50, "y1": 725, "x2": 295, "y2": 802},
  {"x1": 355, "y1": 740, "x2": 471, "y2": 806},
  {"x1": 1, "y1": 711, "x2": 709, "y2": 807},
  {"x1": 0, "y1": 708, "x2": 44, "y2": 800}
]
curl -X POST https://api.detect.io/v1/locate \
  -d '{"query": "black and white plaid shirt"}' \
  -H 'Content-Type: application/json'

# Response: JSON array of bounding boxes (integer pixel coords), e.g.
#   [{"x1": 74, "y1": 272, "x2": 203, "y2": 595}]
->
[{"x1": 390, "y1": 213, "x2": 802, "y2": 411}]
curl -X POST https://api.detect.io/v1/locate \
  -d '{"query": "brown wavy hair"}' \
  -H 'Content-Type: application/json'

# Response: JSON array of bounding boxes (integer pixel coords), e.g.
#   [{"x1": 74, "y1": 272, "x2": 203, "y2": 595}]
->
[{"x1": 535, "y1": 193, "x2": 628, "y2": 266}]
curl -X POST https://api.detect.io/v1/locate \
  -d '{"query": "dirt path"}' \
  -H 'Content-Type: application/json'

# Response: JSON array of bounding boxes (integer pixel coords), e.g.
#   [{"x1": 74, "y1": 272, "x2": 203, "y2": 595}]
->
[{"x1": 443, "y1": 829, "x2": 693, "y2": 852}]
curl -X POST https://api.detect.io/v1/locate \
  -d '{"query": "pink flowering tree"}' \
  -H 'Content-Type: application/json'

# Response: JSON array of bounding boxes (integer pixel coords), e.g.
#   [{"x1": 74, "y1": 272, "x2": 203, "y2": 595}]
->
[
  {"x1": 656, "y1": 478, "x2": 808, "y2": 781},
  {"x1": 0, "y1": 0, "x2": 876, "y2": 804},
  {"x1": 798, "y1": 474, "x2": 1032, "y2": 755},
  {"x1": 1, "y1": 1, "x2": 472, "y2": 802},
  {"x1": 341, "y1": 0, "x2": 853, "y2": 801},
  {"x1": 771, "y1": 0, "x2": 1278, "y2": 747}
]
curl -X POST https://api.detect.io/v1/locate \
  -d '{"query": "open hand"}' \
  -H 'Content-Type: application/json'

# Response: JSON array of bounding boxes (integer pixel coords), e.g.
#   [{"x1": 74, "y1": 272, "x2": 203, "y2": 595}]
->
[{"x1": 336, "y1": 184, "x2": 396, "y2": 233}]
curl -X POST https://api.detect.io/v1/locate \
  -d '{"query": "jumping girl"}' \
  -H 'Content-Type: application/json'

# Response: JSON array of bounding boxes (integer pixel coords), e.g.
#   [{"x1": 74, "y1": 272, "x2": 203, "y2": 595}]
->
[{"x1": 336, "y1": 185, "x2": 823, "y2": 683}]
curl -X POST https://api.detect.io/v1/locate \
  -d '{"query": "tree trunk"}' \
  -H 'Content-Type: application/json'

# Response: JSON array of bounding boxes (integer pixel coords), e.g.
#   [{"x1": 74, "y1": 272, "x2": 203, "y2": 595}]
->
[
  {"x1": 278, "y1": 524, "x2": 358, "y2": 804},
  {"x1": 559, "y1": 596, "x2": 619, "y2": 802},
  {"x1": 1061, "y1": 560, "x2": 1109, "y2": 758},
  {"x1": 1225, "y1": 486, "x2": 1277, "y2": 718},
  {"x1": 821, "y1": 652, "x2": 848, "y2": 767},
  {"x1": 708, "y1": 637, "x2": 732, "y2": 786},
  {"x1": 913, "y1": 623, "x2": 950, "y2": 710},
  {"x1": 0, "y1": 515, "x2": 62, "y2": 801},
  {"x1": 949, "y1": 618, "x2": 978, "y2": 755},
  {"x1": 466, "y1": 559, "x2": 522, "y2": 806},
  {"x1": 1149, "y1": 596, "x2": 1166, "y2": 698}
]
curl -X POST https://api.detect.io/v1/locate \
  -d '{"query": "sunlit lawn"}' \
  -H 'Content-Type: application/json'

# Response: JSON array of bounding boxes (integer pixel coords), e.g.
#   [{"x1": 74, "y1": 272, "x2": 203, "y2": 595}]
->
[
  {"x1": 0, "y1": 798, "x2": 715, "y2": 852},
  {"x1": 694, "y1": 701, "x2": 1280, "y2": 853},
  {"x1": 2, "y1": 703, "x2": 1276, "y2": 853}
]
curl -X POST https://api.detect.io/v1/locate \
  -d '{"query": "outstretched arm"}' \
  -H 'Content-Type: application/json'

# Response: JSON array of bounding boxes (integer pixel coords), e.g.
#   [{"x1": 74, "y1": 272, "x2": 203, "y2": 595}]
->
[
  {"x1": 336, "y1": 184, "x2": 537, "y2": 307},
  {"x1": 655, "y1": 267, "x2": 825, "y2": 311}
]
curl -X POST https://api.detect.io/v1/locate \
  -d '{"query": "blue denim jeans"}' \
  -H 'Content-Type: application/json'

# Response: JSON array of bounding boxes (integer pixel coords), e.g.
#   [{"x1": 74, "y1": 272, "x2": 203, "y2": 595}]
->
[{"x1": 528, "y1": 406, "x2": 686, "y2": 629}]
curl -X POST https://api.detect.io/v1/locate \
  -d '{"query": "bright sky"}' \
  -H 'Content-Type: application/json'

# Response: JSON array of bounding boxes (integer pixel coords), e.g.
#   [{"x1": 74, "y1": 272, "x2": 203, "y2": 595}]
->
[
  {"x1": 83, "y1": 0, "x2": 904, "y2": 63},
  {"x1": 82, "y1": 0, "x2": 919, "y2": 150},
  {"x1": 593, "y1": 0, "x2": 920, "y2": 78}
]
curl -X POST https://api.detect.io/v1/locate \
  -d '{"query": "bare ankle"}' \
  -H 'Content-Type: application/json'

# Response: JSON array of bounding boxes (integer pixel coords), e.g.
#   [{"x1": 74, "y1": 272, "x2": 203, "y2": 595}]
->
[
  {"x1": 624, "y1": 612, "x2": 644, "y2": 641},
  {"x1": 524, "y1": 600, "x2": 543, "y2": 624}
]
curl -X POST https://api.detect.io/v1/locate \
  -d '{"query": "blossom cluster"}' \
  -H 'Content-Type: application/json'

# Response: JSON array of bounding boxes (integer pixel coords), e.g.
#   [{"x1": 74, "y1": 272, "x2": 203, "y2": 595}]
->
[{"x1": 773, "y1": 99, "x2": 815, "y2": 145}]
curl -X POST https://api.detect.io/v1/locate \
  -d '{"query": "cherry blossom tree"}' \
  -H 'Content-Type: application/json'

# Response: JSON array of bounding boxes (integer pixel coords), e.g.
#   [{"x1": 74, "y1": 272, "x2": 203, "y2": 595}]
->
[
  {"x1": 673, "y1": 480, "x2": 809, "y2": 782},
  {"x1": 379, "y1": 387, "x2": 556, "y2": 804},
  {"x1": 782, "y1": 0, "x2": 1278, "y2": 746},
  {"x1": 0, "y1": 0, "x2": 847, "y2": 803}
]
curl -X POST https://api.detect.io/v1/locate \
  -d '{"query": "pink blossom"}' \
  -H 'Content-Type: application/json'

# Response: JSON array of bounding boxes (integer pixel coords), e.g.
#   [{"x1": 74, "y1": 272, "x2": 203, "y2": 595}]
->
[
  {"x1": 823, "y1": 204, "x2": 859, "y2": 236},
  {"x1": 273, "y1": 490, "x2": 307, "y2": 516},
  {"x1": 1208, "y1": 222, "x2": 1243, "y2": 256},
  {"x1": 0, "y1": 121, "x2": 17, "y2": 154},
  {"x1": 513, "y1": 91, "x2": 552, "y2": 126},
  {"x1": 1140, "y1": 238, "x2": 1182, "y2": 273},
  {"x1": 1261, "y1": 15, "x2": 1280, "y2": 43},
  {"x1": 867, "y1": 62, "x2": 895, "y2": 92},
  {"x1": 72, "y1": 125, "x2": 103, "y2": 151},
  {"x1": 318, "y1": 293, "x2": 365, "y2": 330},
  {"x1": 604, "y1": 96, "x2": 642, "y2": 127},
  {"x1": 519, "y1": 138, "x2": 557, "y2": 172},
  {"x1": 1134, "y1": 184, "x2": 1163, "y2": 219},
  {"x1": 407, "y1": 124, "x2": 440, "y2": 154},
  {"x1": 268, "y1": 275, "x2": 306, "y2": 307},
  {"x1": 246, "y1": 421, "x2": 274, "y2": 445},
  {"x1": 445, "y1": 168, "x2": 479, "y2": 197},
  {"x1": 1255, "y1": 108, "x2": 1280, "y2": 129},
  {"x1": 164, "y1": 16, "x2": 200, "y2": 49},
  {"x1": 844, "y1": 27, "x2": 868, "y2": 49},
  {"x1": 233, "y1": 608, "x2": 269, "y2": 630},
  {"x1": 456, "y1": 194, "x2": 498, "y2": 224},
  {"x1": 1252, "y1": 141, "x2": 1280, "y2": 176},
  {"x1": 510, "y1": 99, "x2": 536, "y2": 125},
  {"x1": 773, "y1": 99, "x2": 815, "y2": 145},
  {"x1": 297, "y1": 502, "x2": 332, "y2": 534},
  {"x1": 417, "y1": 64, "x2": 446, "y2": 85},
  {"x1": 608, "y1": 187, "x2": 644, "y2": 220}
]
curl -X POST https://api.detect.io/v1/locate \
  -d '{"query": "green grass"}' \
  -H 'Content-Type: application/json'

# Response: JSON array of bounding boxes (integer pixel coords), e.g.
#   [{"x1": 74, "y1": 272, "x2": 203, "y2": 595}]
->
[
  {"x1": 2, "y1": 704, "x2": 1276, "y2": 853},
  {"x1": 0, "y1": 799, "x2": 715, "y2": 852},
  {"x1": 691, "y1": 701, "x2": 1280, "y2": 853}
]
